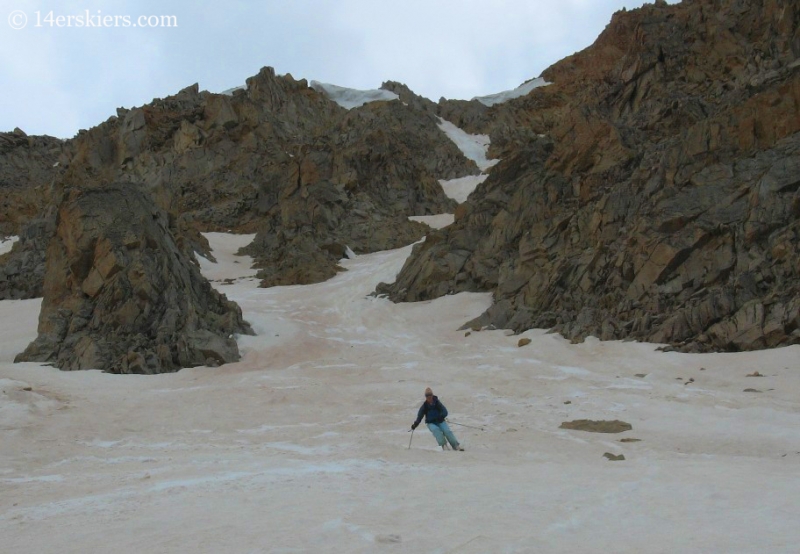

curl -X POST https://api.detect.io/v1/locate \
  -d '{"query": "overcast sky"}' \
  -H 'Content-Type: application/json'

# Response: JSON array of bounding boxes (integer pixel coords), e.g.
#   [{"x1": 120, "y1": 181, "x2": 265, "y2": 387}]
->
[{"x1": 2, "y1": 0, "x2": 678, "y2": 139}]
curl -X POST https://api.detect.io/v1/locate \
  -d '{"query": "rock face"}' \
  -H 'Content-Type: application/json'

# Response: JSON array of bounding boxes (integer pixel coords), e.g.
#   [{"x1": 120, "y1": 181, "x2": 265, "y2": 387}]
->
[
  {"x1": 241, "y1": 98, "x2": 468, "y2": 286},
  {"x1": 0, "y1": 135, "x2": 67, "y2": 300},
  {"x1": 0, "y1": 130, "x2": 73, "y2": 301},
  {"x1": 52, "y1": 68, "x2": 474, "y2": 287},
  {"x1": 0, "y1": 207, "x2": 56, "y2": 300},
  {"x1": 15, "y1": 186, "x2": 252, "y2": 374},
  {"x1": 378, "y1": 0, "x2": 800, "y2": 352},
  {"x1": 0, "y1": 129, "x2": 69, "y2": 236}
]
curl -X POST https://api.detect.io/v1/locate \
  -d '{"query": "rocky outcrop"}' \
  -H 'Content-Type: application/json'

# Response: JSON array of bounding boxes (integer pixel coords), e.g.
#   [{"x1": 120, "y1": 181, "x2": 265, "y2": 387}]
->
[
  {"x1": 378, "y1": 0, "x2": 800, "y2": 352},
  {"x1": 15, "y1": 185, "x2": 252, "y2": 373},
  {"x1": 0, "y1": 128, "x2": 68, "y2": 300},
  {"x1": 0, "y1": 129, "x2": 69, "y2": 236},
  {"x1": 0, "y1": 207, "x2": 56, "y2": 300}
]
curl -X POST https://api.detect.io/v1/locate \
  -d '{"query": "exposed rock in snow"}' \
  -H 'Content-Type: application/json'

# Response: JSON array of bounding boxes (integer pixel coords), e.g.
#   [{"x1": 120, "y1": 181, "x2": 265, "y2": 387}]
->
[
  {"x1": 15, "y1": 186, "x2": 252, "y2": 373},
  {"x1": 560, "y1": 420, "x2": 633, "y2": 433}
]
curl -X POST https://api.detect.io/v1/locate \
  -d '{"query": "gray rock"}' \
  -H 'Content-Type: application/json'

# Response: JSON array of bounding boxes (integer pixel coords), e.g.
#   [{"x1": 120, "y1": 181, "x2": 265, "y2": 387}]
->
[{"x1": 0, "y1": 207, "x2": 57, "y2": 300}]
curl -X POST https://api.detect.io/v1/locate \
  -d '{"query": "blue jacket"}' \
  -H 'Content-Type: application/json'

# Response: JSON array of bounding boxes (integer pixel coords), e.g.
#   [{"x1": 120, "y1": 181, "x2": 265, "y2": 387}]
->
[{"x1": 414, "y1": 396, "x2": 448, "y2": 426}]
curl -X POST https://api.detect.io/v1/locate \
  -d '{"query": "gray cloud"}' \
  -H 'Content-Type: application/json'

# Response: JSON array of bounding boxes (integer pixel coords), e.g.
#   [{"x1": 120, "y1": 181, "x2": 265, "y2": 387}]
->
[{"x1": 1, "y1": 0, "x2": 678, "y2": 138}]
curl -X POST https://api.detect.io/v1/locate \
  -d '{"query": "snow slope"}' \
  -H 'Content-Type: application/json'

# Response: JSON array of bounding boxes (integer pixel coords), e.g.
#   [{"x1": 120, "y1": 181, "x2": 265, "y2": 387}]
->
[
  {"x1": 438, "y1": 175, "x2": 489, "y2": 205},
  {"x1": 309, "y1": 81, "x2": 399, "y2": 110},
  {"x1": 437, "y1": 118, "x2": 498, "y2": 172},
  {"x1": 434, "y1": 118, "x2": 498, "y2": 207},
  {"x1": 1, "y1": 231, "x2": 799, "y2": 553},
  {"x1": 473, "y1": 76, "x2": 550, "y2": 107}
]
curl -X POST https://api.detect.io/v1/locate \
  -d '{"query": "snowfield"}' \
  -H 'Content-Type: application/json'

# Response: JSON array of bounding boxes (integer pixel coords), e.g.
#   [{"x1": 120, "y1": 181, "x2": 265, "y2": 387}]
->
[{"x1": 1, "y1": 230, "x2": 799, "y2": 553}]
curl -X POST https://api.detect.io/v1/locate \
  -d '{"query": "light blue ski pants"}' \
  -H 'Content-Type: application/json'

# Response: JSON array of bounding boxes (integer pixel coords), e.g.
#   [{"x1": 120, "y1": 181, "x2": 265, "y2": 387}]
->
[{"x1": 427, "y1": 421, "x2": 459, "y2": 448}]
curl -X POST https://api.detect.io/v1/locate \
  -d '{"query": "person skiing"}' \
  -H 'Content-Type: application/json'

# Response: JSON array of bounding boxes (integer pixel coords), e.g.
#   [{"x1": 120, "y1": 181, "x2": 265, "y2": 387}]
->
[{"x1": 411, "y1": 387, "x2": 464, "y2": 451}]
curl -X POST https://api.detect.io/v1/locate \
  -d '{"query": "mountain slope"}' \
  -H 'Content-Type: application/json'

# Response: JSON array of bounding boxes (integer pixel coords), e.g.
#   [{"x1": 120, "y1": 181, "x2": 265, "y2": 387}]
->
[
  {"x1": 378, "y1": 0, "x2": 800, "y2": 352},
  {"x1": 2, "y1": 67, "x2": 479, "y2": 298}
]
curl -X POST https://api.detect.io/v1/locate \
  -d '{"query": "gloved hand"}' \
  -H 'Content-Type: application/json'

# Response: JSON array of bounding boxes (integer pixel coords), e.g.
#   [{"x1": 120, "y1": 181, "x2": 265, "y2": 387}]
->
[{"x1": 411, "y1": 422, "x2": 418, "y2": 430}]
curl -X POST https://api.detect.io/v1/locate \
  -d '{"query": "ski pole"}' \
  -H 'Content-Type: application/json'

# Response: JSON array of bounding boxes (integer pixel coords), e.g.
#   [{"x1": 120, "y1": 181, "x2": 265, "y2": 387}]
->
[
  {"x1": 446, "y1": 419, "x2": 484, "y2": 431},
  {"x1": 408, "y1": 428, "x2": 415, "y2": 449}
]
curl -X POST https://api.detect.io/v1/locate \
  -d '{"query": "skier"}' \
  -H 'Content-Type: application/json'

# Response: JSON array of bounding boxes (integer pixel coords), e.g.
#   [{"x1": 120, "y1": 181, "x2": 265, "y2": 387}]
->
[{"x1": 411, "y1": 387, "x2": 464, "y2": 451}]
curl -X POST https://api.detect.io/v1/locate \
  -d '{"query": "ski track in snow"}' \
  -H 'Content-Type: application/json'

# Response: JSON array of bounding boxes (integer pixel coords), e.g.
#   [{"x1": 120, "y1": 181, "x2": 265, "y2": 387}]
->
[{"x1": 2, "y1": 132, "x2": 800, "y2": 552}]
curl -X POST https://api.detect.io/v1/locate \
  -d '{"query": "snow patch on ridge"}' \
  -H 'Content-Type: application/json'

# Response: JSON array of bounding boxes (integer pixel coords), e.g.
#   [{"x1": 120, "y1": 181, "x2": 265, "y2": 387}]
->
[
  {"x1": 309, "y1": 81, "x2": 399, "y2": 110},
  {"x1": 0, "y1": 236, "x2": 19, "y2": 256},
  {"x1": 472, "y1": 77, "x2": 550, "y2": 107},
  {"x1": 220, "y1": 86, "x2": 245, "y2": 96}
]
